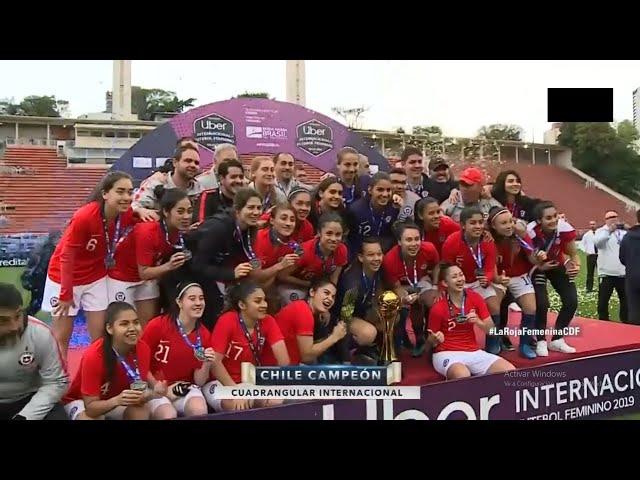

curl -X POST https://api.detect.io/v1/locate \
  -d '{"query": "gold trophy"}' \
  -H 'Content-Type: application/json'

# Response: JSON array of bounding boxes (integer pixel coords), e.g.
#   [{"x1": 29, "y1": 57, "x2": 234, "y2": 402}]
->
[{"x1": 376, "y1": 291, "x2": 402, "y2": 383}]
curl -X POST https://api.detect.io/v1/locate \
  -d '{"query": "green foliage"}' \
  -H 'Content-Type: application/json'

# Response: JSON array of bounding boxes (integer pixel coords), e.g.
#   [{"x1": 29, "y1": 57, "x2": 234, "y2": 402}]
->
[
  {"x1": 477, "y1": 124, "x2": 523, "y2": 141},
  {"x1": 558, "y1": 122, "x2": 640, "y2": 201}
]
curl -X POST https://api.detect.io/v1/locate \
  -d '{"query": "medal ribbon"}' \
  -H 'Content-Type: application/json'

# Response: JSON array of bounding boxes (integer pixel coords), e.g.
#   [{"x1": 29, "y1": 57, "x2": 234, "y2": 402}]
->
[{"x1": 238, "y1": 314, "x2": 264, "y2": 366}]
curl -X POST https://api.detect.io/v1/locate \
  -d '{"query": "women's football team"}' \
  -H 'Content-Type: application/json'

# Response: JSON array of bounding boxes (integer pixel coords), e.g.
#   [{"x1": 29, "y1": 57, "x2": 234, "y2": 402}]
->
[{"x1": 44, "y1": 149, "x2": 580, "y2": 419}]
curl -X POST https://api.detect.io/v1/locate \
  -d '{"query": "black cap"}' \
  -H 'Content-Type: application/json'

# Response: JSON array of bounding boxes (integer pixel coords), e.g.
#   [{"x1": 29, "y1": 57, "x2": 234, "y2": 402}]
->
[{"x1": 430, "y1": 158, "x2": 449, "y2": 170}]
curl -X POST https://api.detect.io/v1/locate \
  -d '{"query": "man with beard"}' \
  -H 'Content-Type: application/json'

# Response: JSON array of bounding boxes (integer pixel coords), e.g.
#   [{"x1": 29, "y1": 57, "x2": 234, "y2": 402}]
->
[
  {"x1": 192, "y1": 158, "x2": 246, "y2": 223},
  {"x1": 0, "y1": 283, "x2": 68, "y2": 420},
  {"x1": 273, "y1": 152, "x2": 310, "y2": 196},
  {"x1": 440, "y1": 167, "x2": 502, "y2": 223},
  {"x1": 402, "y1": 149, "x2": 457, "y2": 204},
  {"x1": 132, "y1": 145, "x2": 203, "y2": 221}
]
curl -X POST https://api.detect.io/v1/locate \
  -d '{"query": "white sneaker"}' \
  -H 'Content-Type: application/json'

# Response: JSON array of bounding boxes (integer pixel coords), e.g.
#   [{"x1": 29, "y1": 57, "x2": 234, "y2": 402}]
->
[
  {"x1": 509, "y1": 302, "x2": 522, "y2": 312},
  {"x1": 536, "y1": 340, "x2": 549, "y2": 357},
  {"x1": 549, "y1": 338, "x2": 576, "y2": 354}
]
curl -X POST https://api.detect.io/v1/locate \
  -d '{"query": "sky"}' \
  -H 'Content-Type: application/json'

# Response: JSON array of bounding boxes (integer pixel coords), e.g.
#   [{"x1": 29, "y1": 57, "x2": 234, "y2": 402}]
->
[{"x1": 0, "y1": 60, "x2": 639, "y2": 143}]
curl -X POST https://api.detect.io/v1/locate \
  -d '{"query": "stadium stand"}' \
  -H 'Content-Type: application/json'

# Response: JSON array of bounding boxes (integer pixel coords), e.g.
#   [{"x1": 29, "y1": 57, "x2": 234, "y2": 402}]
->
[{"x1": 0, "y1": 146, "x2": 106, "y2": 234}]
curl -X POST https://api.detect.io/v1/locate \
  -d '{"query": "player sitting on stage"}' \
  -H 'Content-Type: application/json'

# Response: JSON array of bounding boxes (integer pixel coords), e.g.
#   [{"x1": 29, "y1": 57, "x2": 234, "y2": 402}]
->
[
  {"x1": 334, "y1": 237, "x2": 389, "y2": 364},
  {"x1": 142, "y1": 282, "x2": 216, "y2": 418},
  {"x1": 428, "y1": 262, "x2": 515, "y2": 380},
  {"x1": 263, "y1": 277, "x2": 346, "y2": 365},
  {"x1": 63, "y1": 302, "x2": 162, "y2": 420},
  {"x1": 204, "y1": 281, "x2": 289, "y2": 412}
]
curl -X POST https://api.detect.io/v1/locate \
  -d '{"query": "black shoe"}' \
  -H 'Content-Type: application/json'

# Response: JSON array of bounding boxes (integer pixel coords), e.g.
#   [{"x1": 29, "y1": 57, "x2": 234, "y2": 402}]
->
[
  {"x1": 351, "y1": 345, "x2": 379, "y2": 366},
  {"x1": 502, "y1": 335, "x2": 515, "y2": 351}
]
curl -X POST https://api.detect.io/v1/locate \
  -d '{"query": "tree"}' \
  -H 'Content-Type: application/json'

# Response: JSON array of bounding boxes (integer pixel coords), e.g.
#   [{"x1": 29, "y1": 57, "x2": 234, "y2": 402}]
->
[
  {"x1": 129, "y1": 87, "x2": 195, "y2": 121},
  {"x1": 0, "y1": 95, "x2": 64, "y2": 117},
  {"x1": 236, "y1": 91, "x2": 271, "y2": 99},
  {"x1": 18, "y1": 95, "x2": 61, "y2": 117},
  {"x1": 559, "y1": 122, "x2": 640, "y2": 201},
  {"x1": 617, "y1": 120, "x2": 640, "y2": 145},
  {"x1": 412, "y1": 125, "x2": 442, "y2": 137},
  {"x1": 477, "y1": 124, "x2": 523, "y2": 141}
]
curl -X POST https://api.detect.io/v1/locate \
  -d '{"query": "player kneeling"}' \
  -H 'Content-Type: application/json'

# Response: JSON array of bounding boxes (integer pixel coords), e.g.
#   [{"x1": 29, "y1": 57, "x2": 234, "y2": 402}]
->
[
  {"x1": 63, "y1": 302, "x2": 166, "y2": 420},
  {"x1": 428, "y1": 263, "x2": 515, "y2": 380},
  {"x1": 203, "y1": 281, "x2": 290, "y2": 412}
]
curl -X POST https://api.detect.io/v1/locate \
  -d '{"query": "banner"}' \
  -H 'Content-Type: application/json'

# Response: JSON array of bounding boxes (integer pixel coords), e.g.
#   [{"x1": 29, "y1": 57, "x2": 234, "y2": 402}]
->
[
  {"x1": 193, "y1": 349, "x2": 640, "y2": 420},
  {"x1": 111, "y1": 98, "x2": 390, "y2": 184}
]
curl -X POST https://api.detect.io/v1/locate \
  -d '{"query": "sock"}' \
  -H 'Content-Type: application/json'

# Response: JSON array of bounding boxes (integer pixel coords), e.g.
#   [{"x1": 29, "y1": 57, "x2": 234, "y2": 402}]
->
[
  {"x1": 521, "y1": 313, "x2": 536, "y2": 343},
  {"x1": 491, "y1": 315, "x2": 501, "y2": 336}
]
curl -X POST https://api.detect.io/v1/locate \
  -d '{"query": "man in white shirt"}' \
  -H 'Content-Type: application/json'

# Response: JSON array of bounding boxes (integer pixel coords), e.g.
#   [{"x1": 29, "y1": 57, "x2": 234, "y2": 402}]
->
[
  {"x1": 594, "y1": 210, "x2": 628, "y2": 322},
  {"x1": 581, "y1": 220, "x2": 598, "y2": 292}
]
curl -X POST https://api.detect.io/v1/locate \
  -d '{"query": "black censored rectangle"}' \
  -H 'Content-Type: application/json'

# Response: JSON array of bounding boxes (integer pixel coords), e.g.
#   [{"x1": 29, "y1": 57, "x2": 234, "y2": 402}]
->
[{"x1": 547, "y1": 88, "x2": 613, "y2": 122}]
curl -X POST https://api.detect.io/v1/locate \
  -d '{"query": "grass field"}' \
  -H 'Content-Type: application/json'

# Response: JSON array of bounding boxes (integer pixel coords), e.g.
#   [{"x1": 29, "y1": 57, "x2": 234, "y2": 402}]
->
[{"x1": 0, "y1": 255, "x2": 635, "y2": 419}]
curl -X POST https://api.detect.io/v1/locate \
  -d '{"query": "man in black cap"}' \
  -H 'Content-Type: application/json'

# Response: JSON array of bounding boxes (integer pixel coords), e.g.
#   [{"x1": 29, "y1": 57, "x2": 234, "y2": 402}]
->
[{"x1": 427, "y1": 158, "x2": 458, "y2": 204}]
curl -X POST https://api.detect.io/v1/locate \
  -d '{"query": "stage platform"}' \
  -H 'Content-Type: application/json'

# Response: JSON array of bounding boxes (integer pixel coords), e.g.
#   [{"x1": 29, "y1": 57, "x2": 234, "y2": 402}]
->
[{"x1": 65, "y1": 314, "x2": 640, "y2": 420}]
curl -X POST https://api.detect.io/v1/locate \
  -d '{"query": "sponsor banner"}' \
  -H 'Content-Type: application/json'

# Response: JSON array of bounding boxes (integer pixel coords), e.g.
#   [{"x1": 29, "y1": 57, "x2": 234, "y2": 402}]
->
[
  {"x1": 193, "y1": 113, "x2": 236, "y2": 152},
  {"x1": 0, "y1": 257, "x2": 28, "y2": 268},
  {"x1": 111, "y1": 98, "x2": 389, "y2": 180},
  {"x1": 192, "y1": 349, "x2": 640, "y2": 420}
]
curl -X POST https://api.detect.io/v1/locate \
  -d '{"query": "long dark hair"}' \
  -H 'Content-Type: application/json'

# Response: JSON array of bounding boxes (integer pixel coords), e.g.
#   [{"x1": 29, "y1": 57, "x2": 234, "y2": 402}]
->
[
  {"x1": 413, "y1": 196, "x2": 439, "y2": 237},
  {"x1": 102, "y1": 301, "x2": 138, "y2": 384},
  {"x1": 155, "y1": 187, "x2": 189, "y2": 221},
  {"x1": 491, "y1": 169, "x2": 522, "y2": 206},
  {"x1": 87, "y1": 171, "x2": 132, "y2": 204},
  {"x1": 224, "y1": 280, "x2": 262, "y2": 313},
  {"x1": 312, "y1": 176, "x2": 342, "y2": 203}
]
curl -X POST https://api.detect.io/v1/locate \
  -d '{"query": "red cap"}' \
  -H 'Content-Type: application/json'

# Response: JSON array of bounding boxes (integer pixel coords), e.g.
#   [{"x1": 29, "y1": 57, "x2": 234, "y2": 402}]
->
[{"x1": 459, "y1": 167, "x2": 484, "y2": 186}]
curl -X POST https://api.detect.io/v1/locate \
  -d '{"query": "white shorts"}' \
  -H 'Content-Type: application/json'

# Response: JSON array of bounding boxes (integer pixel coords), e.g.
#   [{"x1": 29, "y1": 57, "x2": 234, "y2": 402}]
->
[
  {"x1": 42, "y1": 276, "x2": 109, "y2": 315},
  {"x1": 432, "y1": 350, "x2": 502, "y2": 377},
  {"x1": 107, "y1": 278, "x2": 159, "y2": 305},
  {"x1": 277, "y1": 285, "x2": 308, "y2": 306},
  {"x1": 64, "y1": 399, "x2": 126, "y2": 420},
  {"x1": 506, "y1": 273, "x2": 535, "y2": 299},
  {"x1": 465, "y1": 281, "x2": 497, "y2": 300},
  {"x1": 203, "y1": 380, "x2": 254, "y2": 412},
  {"x1": 147, "y1": 386, "x2": 206, "y2": 416}
]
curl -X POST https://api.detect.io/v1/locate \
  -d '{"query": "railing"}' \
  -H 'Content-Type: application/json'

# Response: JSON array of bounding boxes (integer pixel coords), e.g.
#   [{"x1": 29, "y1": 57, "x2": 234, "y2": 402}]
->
[{"x1": 4, "y1": 138, "x2": 59, "y2": 147}]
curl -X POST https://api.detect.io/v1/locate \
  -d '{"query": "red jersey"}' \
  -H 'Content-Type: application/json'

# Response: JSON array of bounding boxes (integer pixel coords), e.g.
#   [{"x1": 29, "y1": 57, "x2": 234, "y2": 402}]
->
[
  {"x1": 423, "y1": 215, "x2": 460, "y2": 256},
  {"x1": 108, "y1": 222, "x2": 140, "y2": 282},
  {"x1": 294, "y1": 238, "x2": 348, "y2": 281},
  {"x1": 135, "y1": 221, "x2": 181, "y2": 268},
  {"x1": 383, "y1": 242, "x2": 440, "y2": 287},
  {"x1": 253, "y1": 227, "x2": 295, "y2": 269},
  {"x1": 527, "y1": 220, "x2": 576, "y2": 265},
  {"x1": 260, "y1": 212, "x2": 315, "y2": 245},
  {"x1": 293, "y1": 219, "x2": 315, "y2": 244},
  {"x1": 441, "y1": 231, "x2": 497, "y2": 283},
  {"x1": 262, "y1": 300, "x2": 314, "y2": 366},
  {"x1": 48, "y1": 202, "x2": 137, "y2": 300},
  {"x1": 210, "y1": 311, "x2": 284, "y2": 383},
  {"x1": 64, "y1": 337, "x2": 151, "y2": 402},
  {"x1": 495, "y1": 235, "x2": 534, "y2": 277},
  {"x1": 428, "y1": 289, "x2": 490, "y2": 353},
  {"x1": 141, "y1": 315, "x2": 212, "y2": 384}
]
